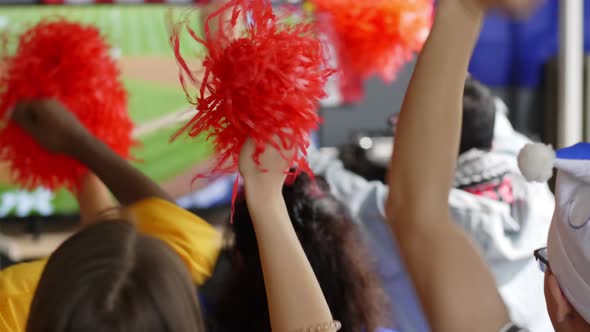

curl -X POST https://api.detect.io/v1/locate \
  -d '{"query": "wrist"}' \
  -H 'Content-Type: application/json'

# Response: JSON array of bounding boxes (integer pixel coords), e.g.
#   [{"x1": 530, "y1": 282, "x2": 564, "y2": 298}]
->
[
  {"x1": 243, "y1": 178, "x2": 284, "y2": 201},
  {"x1": 437, "y1": 0, "x2": 485, "y2": 22},
  {"x1": 243, "y1": 181, "x2": 288, "y2": 226}
]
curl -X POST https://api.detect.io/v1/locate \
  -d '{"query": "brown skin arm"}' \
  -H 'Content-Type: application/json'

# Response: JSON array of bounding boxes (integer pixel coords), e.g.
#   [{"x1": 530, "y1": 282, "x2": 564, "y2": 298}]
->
[
  {"x1": 70, "y1": 133, "x2": 174, "y2": 205},
  {"x1": 76, "y1": 173, "x2": 115, "y2": 226},
  {"x1": 11, "y1": 100, "x2": 174, "y2": 206},
  {"x1": 387, "y1": 1, "x2": 510, "y2": 331}
]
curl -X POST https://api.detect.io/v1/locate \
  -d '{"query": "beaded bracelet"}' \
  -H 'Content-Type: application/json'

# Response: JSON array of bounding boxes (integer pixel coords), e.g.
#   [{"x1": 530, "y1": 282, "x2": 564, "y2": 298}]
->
[{"x1": 290, "y1": 320, "x2": 342, "y2": 332}]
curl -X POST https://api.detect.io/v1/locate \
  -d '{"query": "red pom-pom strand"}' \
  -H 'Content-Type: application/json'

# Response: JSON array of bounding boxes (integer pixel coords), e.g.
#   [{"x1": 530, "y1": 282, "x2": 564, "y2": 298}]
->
[{"x1": 170, "y1": 0, "x2": 335, "y2": 178}]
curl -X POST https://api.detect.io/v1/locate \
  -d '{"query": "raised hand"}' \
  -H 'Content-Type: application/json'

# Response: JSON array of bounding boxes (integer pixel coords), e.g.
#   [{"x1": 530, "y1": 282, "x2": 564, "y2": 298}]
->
[
  {"x1": 238, "y1": 137, "x2": 295, "y2": 190},
  {"x1": 11, "y1": 99, "x2": 88, "y2": 155}
]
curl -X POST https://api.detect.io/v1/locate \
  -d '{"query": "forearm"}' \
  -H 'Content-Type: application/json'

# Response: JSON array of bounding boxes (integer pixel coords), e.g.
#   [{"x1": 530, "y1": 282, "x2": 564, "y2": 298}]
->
[
  {"x1": 70, "y1": 134, "x2": 173, "y2": 206},
  {"x1": 388, "y1": 2, "x2": 484, "y2": 217},
  {"x1": 245, "y1": 183, "x2": 334, "y2": 332}
]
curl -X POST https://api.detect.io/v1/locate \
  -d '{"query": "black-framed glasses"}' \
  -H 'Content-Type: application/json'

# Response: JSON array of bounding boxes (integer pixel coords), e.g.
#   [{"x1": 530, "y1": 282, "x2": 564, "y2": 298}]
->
[{"x1": 534, "y1": 247, "x2": 549, "y2": 273}]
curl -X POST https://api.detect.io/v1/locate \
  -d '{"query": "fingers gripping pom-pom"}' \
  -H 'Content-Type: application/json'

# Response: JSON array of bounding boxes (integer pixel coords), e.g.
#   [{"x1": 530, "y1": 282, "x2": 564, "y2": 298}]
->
[
  {"x1": 310, "y1": 0, "x2": 434, "y2": 84},
  {"x1": 170, "y1": 0, "x2": 335, "y2": 177},
  {"x1": 518, "y1": 143, "x2": 555, "y2": 182},
  {"x1": 0, "y1": 20, "x2": 134, "y2": 191}
]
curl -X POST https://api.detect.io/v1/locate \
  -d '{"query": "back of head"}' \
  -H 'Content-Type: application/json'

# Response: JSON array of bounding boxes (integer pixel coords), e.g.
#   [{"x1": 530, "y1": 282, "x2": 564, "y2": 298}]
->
[
  {"x1": 211, "y1": 173, "x2": 389, "y2": 332},
  {"x1": 27, "y1": 220, "x2": 205, "y2": 332},
  {"x1": 460, "y1": 76, "x2": 496, "y2": 155}
]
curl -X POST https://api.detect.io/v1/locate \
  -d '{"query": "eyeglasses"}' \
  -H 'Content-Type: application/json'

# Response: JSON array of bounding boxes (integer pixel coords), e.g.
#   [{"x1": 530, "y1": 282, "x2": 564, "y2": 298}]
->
[{"x1": 534, "y1": 247, "x2": 549, "y2": 273}]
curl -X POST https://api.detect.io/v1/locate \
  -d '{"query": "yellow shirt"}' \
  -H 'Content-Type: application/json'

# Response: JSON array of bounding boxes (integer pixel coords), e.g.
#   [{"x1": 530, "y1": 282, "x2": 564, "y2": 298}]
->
[{"x1": 0, "y1": 198, "x2": 221, "y2": 332}]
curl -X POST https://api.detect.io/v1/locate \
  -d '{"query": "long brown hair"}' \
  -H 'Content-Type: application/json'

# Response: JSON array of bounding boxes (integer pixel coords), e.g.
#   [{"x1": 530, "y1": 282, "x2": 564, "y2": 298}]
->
[
  {"x1": 27, "y1": 220, "x2": 205, "y2": 332},
  {"x1": 210, "y1": 173, "x2": 390, "y2": 332}
]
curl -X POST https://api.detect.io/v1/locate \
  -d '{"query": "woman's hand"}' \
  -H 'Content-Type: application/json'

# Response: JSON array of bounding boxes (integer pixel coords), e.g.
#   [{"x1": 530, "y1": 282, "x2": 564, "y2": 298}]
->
[
  {"x1": 238, "y1": 138, "x2": 294, "y2": 191},
  {"x1": 11, "y1": 99, "x2": 89, "y2": 156}
]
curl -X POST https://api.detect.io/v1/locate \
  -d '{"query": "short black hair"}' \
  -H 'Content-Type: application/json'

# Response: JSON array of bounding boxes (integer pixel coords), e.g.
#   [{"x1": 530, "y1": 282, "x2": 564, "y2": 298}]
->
[{"x1": 460, "y1": 76, "x2": 496, "y2": 155}]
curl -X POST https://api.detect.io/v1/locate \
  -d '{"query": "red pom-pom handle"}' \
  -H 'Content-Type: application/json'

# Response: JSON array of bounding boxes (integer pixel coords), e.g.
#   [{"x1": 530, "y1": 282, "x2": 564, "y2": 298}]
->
[
  {"x1": 170, "y1": 0, "x2": 335, "y2": 178},
  {"x1": 0, "y1": 20, "x2": 134, "y2": 191}
]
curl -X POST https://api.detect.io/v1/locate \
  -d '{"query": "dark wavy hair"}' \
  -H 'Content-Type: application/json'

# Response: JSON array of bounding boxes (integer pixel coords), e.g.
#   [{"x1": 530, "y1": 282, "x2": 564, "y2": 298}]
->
[{"x1": 209, "y1": 173, "x2": 389, "y2": 332}]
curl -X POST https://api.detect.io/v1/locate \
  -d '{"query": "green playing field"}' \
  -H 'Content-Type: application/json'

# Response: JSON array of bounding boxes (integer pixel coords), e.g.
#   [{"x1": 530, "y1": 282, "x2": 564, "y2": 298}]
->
[{"x1": 0, "y1": 6, "x2": 213, "y2": 218}]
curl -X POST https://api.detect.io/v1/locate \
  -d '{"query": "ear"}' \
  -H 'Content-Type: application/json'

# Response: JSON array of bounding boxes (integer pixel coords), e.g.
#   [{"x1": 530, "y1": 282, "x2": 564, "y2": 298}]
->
[{"x1": 547, "y1": 273, "x2": 574, "y2": 323}]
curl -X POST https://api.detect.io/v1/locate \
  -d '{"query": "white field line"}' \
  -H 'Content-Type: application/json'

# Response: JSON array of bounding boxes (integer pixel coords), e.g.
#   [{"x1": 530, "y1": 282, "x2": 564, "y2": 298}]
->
[{"x1": 132, "y1": 107, "x2": 199, "y2": 138}]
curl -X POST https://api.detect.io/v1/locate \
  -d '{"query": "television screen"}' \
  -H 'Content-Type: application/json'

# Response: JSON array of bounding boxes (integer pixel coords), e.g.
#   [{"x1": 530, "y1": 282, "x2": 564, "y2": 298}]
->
[
  {"x1": 0, "y1": 5, "x2": 221, "y2": 219},
  {"x1": 0, "y1": 2, "x2": 345, "y2": 220}
]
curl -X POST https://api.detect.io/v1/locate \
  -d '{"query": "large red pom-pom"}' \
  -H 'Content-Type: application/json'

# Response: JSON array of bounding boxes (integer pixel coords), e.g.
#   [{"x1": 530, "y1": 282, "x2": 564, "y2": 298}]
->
[
  {"x1": 170, "y1": 0, "x2": 334, "y2": 177},
  {"x1": 309, "y1": 0, "x2": 434, "y2": 85},
  {"x1": 0, "y1": 19, "x2": 133, "y2": 191}
]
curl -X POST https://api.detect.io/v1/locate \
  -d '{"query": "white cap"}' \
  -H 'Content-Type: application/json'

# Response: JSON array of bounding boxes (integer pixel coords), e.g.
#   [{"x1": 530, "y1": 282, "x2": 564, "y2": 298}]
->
[{"x1": 519, "y1": 142, "x2": 590, "y2": 323}]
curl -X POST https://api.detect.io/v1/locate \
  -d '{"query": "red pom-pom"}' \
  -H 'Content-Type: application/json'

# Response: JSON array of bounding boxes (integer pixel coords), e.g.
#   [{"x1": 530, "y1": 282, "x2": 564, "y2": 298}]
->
[
  {"x1": 170, "y1": 0, "x2": 334, "y2": 177},
  {"x1": 0, "y1": 20, "x2": 133, "y2": 191},
  {"x1": 310, "y1": 0, "x2": 434, "y2": 84}
]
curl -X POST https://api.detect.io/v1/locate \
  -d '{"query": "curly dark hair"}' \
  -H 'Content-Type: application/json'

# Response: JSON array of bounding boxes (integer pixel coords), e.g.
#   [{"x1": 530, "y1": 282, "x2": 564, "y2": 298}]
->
[{"x1": 208, "y1": 173, "x2": 390, "y2": 332}]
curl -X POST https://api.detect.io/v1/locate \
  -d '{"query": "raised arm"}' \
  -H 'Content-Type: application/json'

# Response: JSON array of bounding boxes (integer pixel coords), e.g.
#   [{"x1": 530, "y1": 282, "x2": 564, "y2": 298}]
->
[
  {"x1": 9, "y1": 99, "x2": 222, "y2": 288},
  {"x1": 388, "y1": 1, "x2": 484, "y2": 215},
  {"x1": 12, "y1": 99, "x2": 173, "y2": 205},
  {"x1": 76, "y1": 173, "x2": 115, "y2": 225},
  {"x1": 386, "y1": 1, "x2": 537, "y2": 331},
  {"x1": 239, "y1": 139, "x2": 335, "y2": 332}
]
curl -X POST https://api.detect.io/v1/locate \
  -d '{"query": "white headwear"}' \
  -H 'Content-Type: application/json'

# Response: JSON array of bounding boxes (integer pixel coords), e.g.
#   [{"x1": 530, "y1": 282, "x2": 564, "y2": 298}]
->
[{"x1": 519, "y1": 142, "x2": 590, "y2": 323}]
